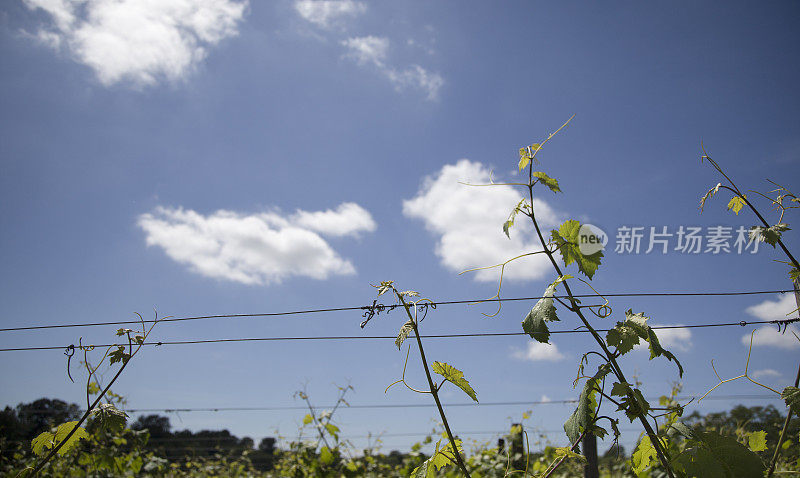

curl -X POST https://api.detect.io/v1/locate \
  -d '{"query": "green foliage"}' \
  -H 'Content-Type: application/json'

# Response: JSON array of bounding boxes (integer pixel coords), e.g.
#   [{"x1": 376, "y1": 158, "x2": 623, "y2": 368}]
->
[
  {"x1": 726, "y1": 195, "x2": 746, "y2": 214},
  {"x1": 631, "y1": 435, "x2": 661, "y2": 475},
  {"x1": 610, "y1": 382, "x2": 651, "y2": 422},
  {"x1": 746, "y1": 430, "x2": 768, "y2": 452},
  {"x1": 503, "y1": 199, "x2": 529, "y2": 239},
  {"x1": 518, "y1": 143, "x2": 541, "y2": 170},
  {"x1": 606, "y1": 309, "x2": 684, "y2": 376},
  {"x1": 31, "y1": 420, "x2": 89, "y2": 456},
  {"x1": 431, "y1": 361, "x2": 478, "y2": 402},
  {"x1": 782, "y1": 386, "x2": 800, "y2": 415},
  {"x1": 91, "y1": 403, "x2": 128, "y2": 434},
  {"x1": 109, "y1": 345, "x2": 131, "y2": 365},
  {"x1": 522, "y1": 281, "x2": 560, "y2": 343},
  {"x1": 550, "y1": 219, "x2": 604, "y2": 278},
  {"x1": 672, "y1": 430, "x2": 765, "y2": 477},
  {"x1": 749, "y1": 223, "x2": 791, "y2": 247},
  {"x1": 533, "y1": 171, "x2": 561, "y2": 193},
  {"x1": 564, "y1": 363, "x2": 611, "y2": 443}
]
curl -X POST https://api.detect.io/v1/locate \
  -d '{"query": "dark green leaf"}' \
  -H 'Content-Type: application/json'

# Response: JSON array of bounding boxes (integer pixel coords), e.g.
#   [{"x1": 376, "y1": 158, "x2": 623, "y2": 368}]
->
[
  {"x1": 91, "y1": 403, "x2": 128, "y2": 434},
  {"x1": 564, "y1": 363, "x2": 611, "y2": 443},
  {"x1": 749, "y1": 224, "x2": 790, "y2": 248},
  {"x1": 522, "y1": 282, "x2": 559, "y2": 343},
  {"x1": 782, "y1": 386, "x2": 800, "y2": 415},
  {"x1": 673, "y1": 431, "x2": 765, "y2": 478}
]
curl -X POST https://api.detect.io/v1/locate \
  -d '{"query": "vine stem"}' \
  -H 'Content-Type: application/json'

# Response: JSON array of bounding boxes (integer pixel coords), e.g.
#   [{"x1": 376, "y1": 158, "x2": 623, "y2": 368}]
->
[
  {"x1": 396, "y1": 291, "x2": 472, "y2": 477},
  {"x1": 28, "y1": 353, "x2": 132, "y2": 476},
  {"x1": 525, "y1": 166, "x2": 676, "y2": 478},
  {"x1": 767, "y1": 362, "x2": 800, "y2": 477}
]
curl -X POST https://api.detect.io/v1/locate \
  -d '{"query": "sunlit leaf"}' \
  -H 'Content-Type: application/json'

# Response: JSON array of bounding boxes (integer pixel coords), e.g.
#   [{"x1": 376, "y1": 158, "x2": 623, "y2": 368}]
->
[
  {"x1": 746, "y1": 430, "x2": 767, "y2": 452},
  {"x1": 550, "y1": 220, "x2": 603, "y2": 279},
  {"x1": 726, "y1": 195, "x2": 746, "y2": 215},
  {"x1": 533, "y1": 171, "x2": 561, "y2": 193},
  {"x1": 432, "y1": 361, "x2": 478, "y2": 403},
  {"x1": 396, "y1": 319, "x2": 415, "y2": 350}
]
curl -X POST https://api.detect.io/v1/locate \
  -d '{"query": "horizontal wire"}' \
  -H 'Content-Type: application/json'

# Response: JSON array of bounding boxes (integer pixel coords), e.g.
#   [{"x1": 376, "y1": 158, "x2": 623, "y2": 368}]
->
[
  {"x1": 0, "y1": 289, "x2": 792, "y2": 333},
  {"x1": 1, "y1": 317, "x2": 796, "y2": 352},
  {"x1": 13, "y1": 394, "x2": 778, "y2": 415}
]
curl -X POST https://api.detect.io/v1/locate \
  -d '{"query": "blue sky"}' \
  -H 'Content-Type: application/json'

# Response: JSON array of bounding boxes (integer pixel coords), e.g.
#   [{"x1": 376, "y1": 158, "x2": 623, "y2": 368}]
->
[{"x1": 1, "y1": 0, "x2": 799, "y2": 455}]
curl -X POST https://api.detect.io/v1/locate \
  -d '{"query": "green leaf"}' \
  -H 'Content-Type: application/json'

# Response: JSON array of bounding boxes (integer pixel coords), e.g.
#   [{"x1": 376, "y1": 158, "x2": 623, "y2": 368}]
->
[
  {"x1": 632, "y1": 436, "x2": 663, "y2": 475},
  {"x1": 749, "y1": 223, "x2": 790, "y2": 248},
  {"x1": 608, "y1": 310, "x2": 683, "y2": 376},
  {"x1": 53, "y1": 421, "x2": 89, "y2": 455},
  {"x1": 746, "y1": 430, "x2": 768, "y2": 452},
  {"x1": 606, "y1": 324, "x2": 641, "y2": 355},
  {"x1": 790, "y1": 267, "x2": 799, "y2": 282},
  {"x1": 699, "y1": 183, "x2": 721, "y2": 212},
  {"x1": 435, "y1": 438, "x2": 464, "y2": 470},
  {"x1": 432, "y1": 361, "x2": 478, "y2": 403},
  {"x1": 503, "y1": 199, "x2": 528, "y2": 239},
  {"x1": 673, "y1": 431, "x2": 765, "y2": 478},
  {"x1": 302, "y1": 414, "x2": 313, "y2": 425},
  {"x1": 109, "y1": 345, "x2": 130, "y2": 365},
  {"x1": 324, "y1": 423, "x2": 339, "y2": 437},
  {"x1": 522, "y1": 282, "x2": 560, "y2": 343},
  {"x1": 610, "y1": 383, "x2": 651, "y2": 422},
  {"x1": 518, "y1": 143, "x2": 541, "y2": 171},
  {"x1": 400, "y1": 290, "x2": 419, "y2": 297},
  {"x1": 375, "y1": 281, "x2": 394, "y2": 296},
  {"x1": 533, "y1": 171, "x2": 561, "y2": 193},
  {"x1": 726, "y1": 195, "x2": 746, "y2": 215},
  {"x1": 550, "y1": 220, "x2": 603, "y2": 279},
  {"x1": 553, "y1": 447, "x2": 587, "y2": 463},
  {"x1": 564, "y1": 363, "x2": 611, "y2": 443},
  {"x1": 91, "y1": 403, "x2": 128, "y2": 434},
  {"x1": 396, "y1": 319, "x2": 414, "y2": 349},
  {"x1": 31, "y1": 430, "x2": 56, "y2": 456},
  {"x1": 319, "y1": 446, "x2": 335, "y2": 465},
  {"x1": 782, "y1": 386, "x2": 800, "y2": 414}
]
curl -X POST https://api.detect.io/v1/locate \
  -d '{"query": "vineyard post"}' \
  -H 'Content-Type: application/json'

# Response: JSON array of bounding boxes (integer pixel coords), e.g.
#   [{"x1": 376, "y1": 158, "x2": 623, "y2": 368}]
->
[{"x1": 582, "y1": 431, "x2": 599, "y2": 478}]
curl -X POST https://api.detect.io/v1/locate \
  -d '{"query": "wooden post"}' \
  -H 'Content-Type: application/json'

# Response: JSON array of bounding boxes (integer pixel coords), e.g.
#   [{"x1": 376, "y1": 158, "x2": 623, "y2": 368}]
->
[{"x1": 582, "y1": 431, "x2": 599, "y2": 478}]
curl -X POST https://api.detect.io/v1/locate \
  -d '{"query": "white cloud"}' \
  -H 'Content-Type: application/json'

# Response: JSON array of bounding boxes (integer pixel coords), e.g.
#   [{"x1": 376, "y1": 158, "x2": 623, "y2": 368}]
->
[
  {"x1": 633, "y1": 325, "x2": 692, "y2": 353},
  {"x1": 403, "y1": 160, "x2": 559, "y2": 282},
  {"x1": 23, "y1": 0, "x2": 247, "y2": 87},
  {"x1": 751, "y1": 369, "x2": 782, "y2": 380},
  {"x1": 741, "y1": 293, "x2": 799, "y2": 349},
  {"x1": 341, "y1": 36, "x2": 444, "y2": 101},
  {"x1": 291, "y1": 202, "x2": 376, "y2": 237},
  {"x1": 746, "y1": 293, "x2": 797, "y2": 320},
  {"x1": 294, "y1": 0, "x2": 365, "y2": 29},
  {"x1": 137, "y1": 203, "x2": 375, "y2": 285},
  {"x1": 540, "y1": 394, "x2": 551, "y2": 403},
  {"x1": 512, "y1": 342, "x2": 565, "y2": 362},
  {"x1": 743, "y1": 325, "x2": 800, "y2": 350},
  {"x1": 341, "y1": 35, "x2": 387, "y2": 66}
]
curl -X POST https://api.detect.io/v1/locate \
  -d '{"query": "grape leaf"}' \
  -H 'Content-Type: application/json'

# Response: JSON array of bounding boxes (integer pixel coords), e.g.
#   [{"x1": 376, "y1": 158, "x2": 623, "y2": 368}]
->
[
  {"x1": 375, "y1": 281, "x2": 394, "y2": 296},
  {"x1": 53, "y1": 421, "x2": 89, "y2": 455},
  {"x1": 607, "y1": 310, "x2": 683, "y2": 376},
  {"x1": 726, "y1": 195, "x2": 746, "y2": 215},
  {"x1": 396, "y1": 319, "x2": 414, "y2": 349},
  {"x1": 550, "y1": 220, "x2": 603, "y2": 279},
  {"x1": 432, "y1": 361, "x2": 478, "y2": 403},
  {"x1": 435, "y1": 438, "x2": 463, "y2": 470},
  {"x1": 518, "y1": 143, "x2": 541, "y2": 171},
  {"x1": 522, "y1": 283, "x2": 560, "y2": 343},
  {"x1": 31, "y1": 430, "x2": 56, "y2": 456},
  {"x1": 749, "y1": 224, "x2": 790, "y2": 248},
  {"x1": 746, "y1": 430, "x2": 768, "y2": 452},
  {"x1": 109, "y1": 345, "x2": 130, "y2": 365},
  {"x1": 673, "y1": 431, "x2": 765, "y2": 478},
  {"x1": 564, "y1": 363, "x2": 611, "y2": 443},
  {"x1": 553, "y1": 447, "x2": 587, "y2": 463},
  {"x1": 632, "y1": 435, "x2": 660, "y2": 475},
  {"x1": 503, "y1": 199, "x2": 529, "y2": 239},
  {"x1": 533, "y1": 171, "x2": 561, "y2": 193},
  {"x1": 319, "y1": 446, "x2": 334, "y2": 465},
  {"x1": 610, "y1": 382, "x2": 651, "y2": 422},
  {"x1": 303, "y1": 414, "x2": 313, "y2": 425},
  {"x1": 91, "y1": 403, "x2": 128, "y2": 434},
  {"x1": 782, "y1": 386, "x2": 800, "y2": 414}
]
